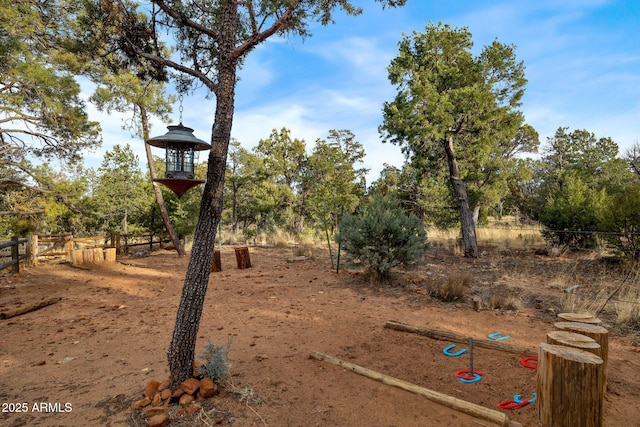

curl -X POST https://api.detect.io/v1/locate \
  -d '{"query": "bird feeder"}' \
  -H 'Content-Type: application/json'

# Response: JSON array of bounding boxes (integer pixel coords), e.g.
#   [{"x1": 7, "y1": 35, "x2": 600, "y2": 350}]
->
[{"x1": 146, "y1": 123, "x2": 211, "y2": 197}]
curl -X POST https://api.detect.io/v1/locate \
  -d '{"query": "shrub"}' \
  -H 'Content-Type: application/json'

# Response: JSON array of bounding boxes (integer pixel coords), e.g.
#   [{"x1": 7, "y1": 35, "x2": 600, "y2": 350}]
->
[
  {"x1": 538, "y1": 176, "x2": 606, "y2": 248},
  {"x1": 337, "y1": 195, "x2": 428, "y2": 281},
  {"x1": 198, "y1": 339, "x2": 231, "y2": 385},
  {"x1": 599, "y1": 183, "x2": 640, "y2": 259}
]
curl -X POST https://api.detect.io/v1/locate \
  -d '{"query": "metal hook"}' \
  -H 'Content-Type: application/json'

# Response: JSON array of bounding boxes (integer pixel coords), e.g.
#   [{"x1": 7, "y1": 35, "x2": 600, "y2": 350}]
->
[
  {"x1": 443, "y1": 344, "x2": 467, "y2": 356},
  {"x1": 488, "y1": 332, "x2": 511, "y2": 341}
]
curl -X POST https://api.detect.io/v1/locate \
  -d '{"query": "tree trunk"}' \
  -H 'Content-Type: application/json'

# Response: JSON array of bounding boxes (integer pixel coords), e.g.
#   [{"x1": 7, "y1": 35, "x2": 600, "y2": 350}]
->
[
  {"x1": 167, "y1": 44, "x2": 238, "y2": 385},
  {"x1": 140, "y1": 106, "x2": 186, "y2": 256},
  {"x1": 443, "y1": 136, "x2": 478, "y2": 257}
]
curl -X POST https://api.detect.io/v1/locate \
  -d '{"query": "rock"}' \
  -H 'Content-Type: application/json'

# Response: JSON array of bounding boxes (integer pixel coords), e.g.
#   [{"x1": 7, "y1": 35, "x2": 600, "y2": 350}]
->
[
  {"x1": 180, "y1": 377, "x2": 200, "y2": 395},
  {"x1": 172, "y1": 388, "x2": 184, "y2": 399},
  {"x1": 132, "y1": 396, "x2": 151, "y2": 409},
  {"x1": 199, "y1": 378, "x2": 218, "y2": 398},
  {"x1": 145, "y1": 380, "x2": 160, "y2": 398},
  {"x1": 158, "y1": 378, "x2": 171, "y2": 391},
  {"x1": 160, "y1": 388, "x2": 172, "y2": 401},
  {"x1": 151, "y1": 393, "x2": 161, "y2": 407},
  {"x1": 143, "y1": 406, "x2": 166, "y2": 418},
  {"x1": 179, "y1": 393, "x2": 195, "y2": 407},
  {"x1": 147, "y1": 414, "x2": 169, "y2": 427}
]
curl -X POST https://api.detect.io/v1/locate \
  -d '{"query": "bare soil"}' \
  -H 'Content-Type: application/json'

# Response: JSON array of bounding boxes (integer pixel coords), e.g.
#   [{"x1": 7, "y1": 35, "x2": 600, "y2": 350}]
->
[{"x1": 1, "y1": 246, "x2": 639, "y2": 427}]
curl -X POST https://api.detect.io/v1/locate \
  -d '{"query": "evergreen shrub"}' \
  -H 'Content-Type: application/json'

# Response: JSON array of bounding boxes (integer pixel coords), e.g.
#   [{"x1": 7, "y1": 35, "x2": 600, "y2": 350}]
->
[{"x1": 337, "y1": 195, "x2": 428, "y2": 281}]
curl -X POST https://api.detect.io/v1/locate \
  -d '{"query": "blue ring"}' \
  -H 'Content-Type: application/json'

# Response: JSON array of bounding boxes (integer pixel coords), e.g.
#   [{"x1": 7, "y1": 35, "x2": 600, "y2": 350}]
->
[{"x1": 488, "y1": 332, "x2": 511, "y2": 341}]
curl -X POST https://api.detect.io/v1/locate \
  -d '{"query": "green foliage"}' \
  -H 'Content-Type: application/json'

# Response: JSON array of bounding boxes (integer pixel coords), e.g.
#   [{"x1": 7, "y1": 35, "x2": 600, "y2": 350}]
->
[
  {"x1": 337, "y1": 195, "x2": 428, "y2": 280},
  {"x1": 538, "y1": 176, "x2": 607, "y2": 248},
  {"x1": 380, "y1": 23, "x2": 536, "y2": 257},
  {"x1": 599, "y1": 182, "x2": 640, "y2": 259},
  {"x1": 91, "y1": 144, "x2": 152, "y2": 232},
  {"x1": 198, "y1": 339, "x2": 231, "y2": 385}
]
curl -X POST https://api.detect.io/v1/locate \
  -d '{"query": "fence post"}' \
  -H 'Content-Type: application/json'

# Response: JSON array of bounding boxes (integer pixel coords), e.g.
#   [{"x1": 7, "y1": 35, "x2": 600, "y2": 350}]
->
[
  {"x1": 26, "y1": 233, "x2": 38, "y2": 267},
  {"x1": 11, "y1": 236, "x2": 19, "y2": 273}
]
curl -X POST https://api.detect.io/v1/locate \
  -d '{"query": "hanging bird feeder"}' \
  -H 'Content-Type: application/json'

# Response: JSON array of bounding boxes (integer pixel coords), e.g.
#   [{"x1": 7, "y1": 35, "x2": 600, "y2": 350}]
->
[{"x1": 146, "y1": 123, "x2": 211, "y2": 197}]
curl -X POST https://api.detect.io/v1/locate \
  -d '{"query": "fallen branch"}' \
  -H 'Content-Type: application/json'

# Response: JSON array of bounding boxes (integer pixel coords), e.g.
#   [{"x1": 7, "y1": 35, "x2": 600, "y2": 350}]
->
[
  {"x1": 384, "y1": 320, "x2": 537, "y2": 357},
  {"x1": 0, "y1": 297, "x2": 62, "y2": 320},
  {"x1": 310, "y1": 351, "x2": 522, "y2": 427}
]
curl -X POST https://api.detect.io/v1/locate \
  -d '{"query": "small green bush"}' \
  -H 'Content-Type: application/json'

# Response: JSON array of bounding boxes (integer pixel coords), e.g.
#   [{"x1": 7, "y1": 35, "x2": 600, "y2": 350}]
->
[
  {"x1": 198, "y1": 339, "x2": 231, "y2": 385},
  {"x1": 337, "y1": 195, "x2": 428, "y2": 281}
]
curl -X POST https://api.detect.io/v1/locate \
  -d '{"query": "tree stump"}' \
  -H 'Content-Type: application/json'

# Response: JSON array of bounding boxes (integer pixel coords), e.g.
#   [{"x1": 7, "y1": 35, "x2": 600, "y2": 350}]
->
[
  {"x1": 104, "y1": 248, "x2": 117, "y2": 262},
  {"x1": 234, "y1": 247, "x2": 251, "y2": 269},
  {"x1": 553, "y1": 322, "x2": 608, "y2": 372},
  {"x1": 538, "y1": 343, "x2": 605, "y2": 427},
  {"x1": 546, "y1": 331, "x2": 601, "y2": 358},
  {"x1": 557, "y1": 312, "x2": 602, "y2": 325},
  {"x1": 211, "y1": 250, "x2": 221, "y2": 272}
]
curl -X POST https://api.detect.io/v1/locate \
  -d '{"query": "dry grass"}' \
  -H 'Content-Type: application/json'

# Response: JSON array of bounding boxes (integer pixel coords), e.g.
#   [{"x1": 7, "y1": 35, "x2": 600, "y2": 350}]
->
[{"x1": 427, "y1": 272, "x2": 473, "y2": 302}]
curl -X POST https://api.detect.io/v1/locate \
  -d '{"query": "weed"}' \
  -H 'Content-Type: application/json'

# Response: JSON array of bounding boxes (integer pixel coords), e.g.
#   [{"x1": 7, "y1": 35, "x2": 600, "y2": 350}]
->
[{"x1": 429, "y1": 272, "x2": 472, "y2": 302}]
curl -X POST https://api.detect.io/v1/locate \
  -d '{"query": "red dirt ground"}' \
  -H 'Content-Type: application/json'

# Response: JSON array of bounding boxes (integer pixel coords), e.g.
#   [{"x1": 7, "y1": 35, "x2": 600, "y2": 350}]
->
[{"x1": 1, "y1": 246, "x2": 639, "y2": 426}]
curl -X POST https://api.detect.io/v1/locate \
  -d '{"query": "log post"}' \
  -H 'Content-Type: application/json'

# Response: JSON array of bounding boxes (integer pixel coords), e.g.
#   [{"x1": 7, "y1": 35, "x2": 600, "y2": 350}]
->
[
  {"x1": 546, "y1": 331, "x2": 601, "y2": 358},
  {"x1": 537, "y1": 343, "x2": 605, "y2": 427},
  {"x1": 27, "y1": 233, "x2": 38, "y2": 267},
  {"x1": 64, "y1": 236, "x2": 74, "y2": 263},
  {"x1": 104, "y1": 248, "x2": 117, "y2": 262},
  {"x1": 211, "y1": 249, "x2": 222, "y2": 272},
  {"x1": 10, "y1": 236, "x2": 19, "y2": 273},
  {"x1": 553, "y1": 322, "x2": 608, "y2": 375},
  {"x1": 557, "y1": 312, "x2": 602, "y2": 325},
  {"x1": 234, "y1": 246, "x2": 251, "y2": 269}
]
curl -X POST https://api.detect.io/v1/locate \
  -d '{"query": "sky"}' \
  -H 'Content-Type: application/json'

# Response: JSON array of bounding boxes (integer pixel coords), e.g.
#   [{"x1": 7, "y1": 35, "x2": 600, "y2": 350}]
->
[{"x1": 85, "y1": 0, "x2": 640, "y2": 185}]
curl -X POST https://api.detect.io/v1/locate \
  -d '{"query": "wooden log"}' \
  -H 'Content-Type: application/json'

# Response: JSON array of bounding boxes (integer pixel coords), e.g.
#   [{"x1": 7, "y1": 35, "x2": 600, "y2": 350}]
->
[
  {"x1": 553, "y1": 322, "x2": 608, "y2": 375},
  {"x1": 384, "y1": 320, "x2": 537, "y2": 357},
  {"x1": 234, "y1": 246, "x2": 251, "y2": 269},
  {"x1": 547, "y1": 331, "x2": 601, "y2": 358},
  {"x1": 94, "y1": 247, "x2": 104, "y2": 263},
  {"x1": 537, "y1": 343, "x2": 605, "y2": 427},
  {"x1": 310, "y1": 351, "x2": 522, "y2": 427},
  {"x1": 557, "y1": 312, "x2": 602, "y2": 325},
  {"x1": 0, "y1": 297, "x2": 62, "y2": 320},
  {"x1": 211, "y1": 249, "x2": 222, "y2": 272},
  {"x1": 104, "y1": 248, "x2": 116, "y2": 262},
  {"x1": 70, "y1": 249, "x2": 83, "y2": 266}
]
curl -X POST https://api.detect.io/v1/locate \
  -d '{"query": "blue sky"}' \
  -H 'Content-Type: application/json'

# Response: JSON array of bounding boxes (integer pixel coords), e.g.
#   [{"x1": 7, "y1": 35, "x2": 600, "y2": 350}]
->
[{"x1": 87, "y1": 0, "x2": 640, "y2": 184}]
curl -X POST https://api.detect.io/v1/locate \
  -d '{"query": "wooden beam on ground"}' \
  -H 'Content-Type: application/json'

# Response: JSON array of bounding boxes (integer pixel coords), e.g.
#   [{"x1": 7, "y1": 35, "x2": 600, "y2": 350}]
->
[
  {"x1": 310, "y1": 351, "x2": 522, "y2": 427},
  {"x1": 0, "y1": 297, "x2": 62, "y2": 320},
  {"x1": 384, "y1": 320, "x2": 537, "y2": 357}
]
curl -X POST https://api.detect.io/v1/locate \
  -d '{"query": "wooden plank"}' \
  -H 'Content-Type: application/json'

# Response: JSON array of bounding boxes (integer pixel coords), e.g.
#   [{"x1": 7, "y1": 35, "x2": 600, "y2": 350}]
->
[
  {"x1": 310, "y1": 351, "x2": 522, "y2": 427},
  {"x1": 384, "y1": 320, "x2": 537, "y2": 357}
]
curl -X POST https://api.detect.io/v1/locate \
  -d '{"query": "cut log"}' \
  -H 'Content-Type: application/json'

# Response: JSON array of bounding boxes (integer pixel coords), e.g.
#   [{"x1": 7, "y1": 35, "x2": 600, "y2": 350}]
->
[
  {"x1": 234, "y1": 247, "x2": 251, "y2": 269},
  {"x1": 0, "y1": 297, "x2": 62, "y2": 320},
  {"x1": 310, "y1": 351, "x2": 522, "y2": 427},
  {"x1": 384, "y1": 320, "x2": 536, "y2": 357},
  {"x1": 211, "y1": 250, "x2": 221, "y2": 272},
  {"x1": 546, "y1": 331, "x2": 601, "y2": 358},
  {"x1": 537, "y1": 343, "x2": 605, "y2": 427},
  {"x1": 553, "y1": 322, "x2": 608, "y2": 373},
  {"x1": 104, "y1": 248, "x2": 117, "y2": 262},
  {"x1": 557, "y1": 312, "x2": 602, "y2": 325}
]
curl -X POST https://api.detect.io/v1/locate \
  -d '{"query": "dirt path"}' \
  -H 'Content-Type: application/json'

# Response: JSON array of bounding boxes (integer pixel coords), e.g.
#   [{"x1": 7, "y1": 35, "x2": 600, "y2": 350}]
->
[{"x1": 1, "y1": 247, "x2": 638, "y2": 426}]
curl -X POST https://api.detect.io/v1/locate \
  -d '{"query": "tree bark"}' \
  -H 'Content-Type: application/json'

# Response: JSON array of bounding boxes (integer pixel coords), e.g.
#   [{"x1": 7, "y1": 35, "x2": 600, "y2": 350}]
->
[
  {"x1": 443, "y1": 136, "x2": 478, "y2": 257},
  {"x1": 167, "y1": 9, "x2": 238, "y2": 384},
  {"x1": 140, "y1": 106, "x2": 186, "y2": 256}
]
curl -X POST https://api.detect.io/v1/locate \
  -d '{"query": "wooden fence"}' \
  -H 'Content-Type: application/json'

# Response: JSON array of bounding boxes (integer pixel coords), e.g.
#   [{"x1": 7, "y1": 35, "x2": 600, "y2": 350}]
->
[
  {"x1": 1, "y1": 231, "x2": 169, "y2": 269},
  {"x1": 0, "y1": 236, "x2": 28, "y2": 273}
]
